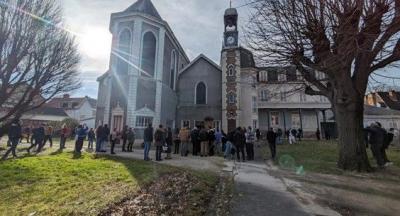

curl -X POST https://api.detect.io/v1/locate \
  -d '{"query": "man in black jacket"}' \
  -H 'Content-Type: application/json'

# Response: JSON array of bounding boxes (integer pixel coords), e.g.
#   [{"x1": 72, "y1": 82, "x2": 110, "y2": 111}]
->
[
  {"x1": 234, "y1": 127, "x2": 246, "y2": 162},
  {"x1": 2, "y1": 120, "x2": 22, "y2": 160},
  {"x1": 266, "y1": 128, "x2": 277, "y2": 160},
  {"x1": 143, "y1": 123, "x2": 154, "y2": 161},
  {"x1": 365, "y1": 123, "x2": 385, "y2": 168}
]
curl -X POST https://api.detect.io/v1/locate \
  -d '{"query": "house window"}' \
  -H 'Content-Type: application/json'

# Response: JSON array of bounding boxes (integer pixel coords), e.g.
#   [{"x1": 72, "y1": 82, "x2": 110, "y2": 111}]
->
[
  {"x1": 253, "y1": 120, "x2": 258, "y2": 129},
  {"x1": 141, "y1": 31, "x2": 157, "y2": 77},
  {"x1": 72, "y1": 102, "x2": 79, "y2": 108},
  {"x1": 228, "y1": 65, "x2": 235, "y2": 76},
  {"x1": 270, "y1": 112, "x2": 280, "y2": 127},
  {"x1": 287, "y1": 69, "x2": 298, "y2": 81},
  {"x1": 291, "y1": 113, "x2": 301, "y2": 128},
  {"x1": 278, "y1": 72, "x2": 286, "y2": 82},
  {"x1": 268, "y1": 70, "x2": 278, "y2": 82},
  {"x1": 252, "y1": 96, "x2": 257, "y2": 113},
  {"x1": 228, "y1": 93, "x2": 236, "y2": 104},
  {"x1": 182, "y1": 120, "x2": 191, "y2": 128},
  {"x1": 62, "y1": 103, "x2": 68, "y2": 108},
  {"x1": 118, "y1": 29, "x2": 132, "y2": 75},
  {"x1": 259, "y1": 71, "x2": 268, "y2": 82},
  {"x1": 280, "y1": 92, "x2": 287, "y2": 102},
  {"x1": 195, "y1": 82, "x2": 207, "y2": 104},
  {"x1": 170, "y1": 50, "x2": 177, "y2": 90},
  {"x1": 135, "y1": 116, "x2": 153, "y2": 128},
  {"x1": 260, "y1": 90, "x2": 269, "y2": 101}
]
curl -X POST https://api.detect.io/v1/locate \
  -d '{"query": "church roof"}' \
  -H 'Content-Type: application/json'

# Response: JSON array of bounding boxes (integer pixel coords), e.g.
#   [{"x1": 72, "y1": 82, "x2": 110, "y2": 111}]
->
[
  {"x1": 124, "y1": 0, "x2": 162, "y2": 20},
  {"x1": 178, "y1": 54, "x2": 221, "y2": 76}
]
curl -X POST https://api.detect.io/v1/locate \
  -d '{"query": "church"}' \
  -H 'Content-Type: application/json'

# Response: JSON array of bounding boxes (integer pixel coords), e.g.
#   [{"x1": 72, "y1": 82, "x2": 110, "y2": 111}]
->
[{"x1": 96, "y1": 0, "x2": 332, "y2": 138}]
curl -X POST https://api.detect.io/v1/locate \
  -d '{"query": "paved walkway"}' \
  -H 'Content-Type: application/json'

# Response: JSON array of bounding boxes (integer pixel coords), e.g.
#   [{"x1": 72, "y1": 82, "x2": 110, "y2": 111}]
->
[{"x1": 227, "y1": 161, "x2": 310, "y2": 216}]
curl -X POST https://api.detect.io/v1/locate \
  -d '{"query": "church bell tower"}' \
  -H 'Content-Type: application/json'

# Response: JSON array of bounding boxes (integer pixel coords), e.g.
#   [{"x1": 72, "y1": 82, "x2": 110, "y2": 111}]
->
[{"x1": 221, "y1": 6, "x2": 240, "y2": 133}]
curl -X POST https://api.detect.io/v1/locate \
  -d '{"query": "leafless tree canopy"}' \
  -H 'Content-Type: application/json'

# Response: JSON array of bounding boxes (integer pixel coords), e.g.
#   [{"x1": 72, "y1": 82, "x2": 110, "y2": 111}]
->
[
  {"x1": 246, "y1": 0, "x2": 400, "y2": 100},
  {"x1": 245, "y1": 0, "x2": 400, "y2": 171},
  {"x1": 0, "y1": 0, "x2": 81, "y2": 124}
]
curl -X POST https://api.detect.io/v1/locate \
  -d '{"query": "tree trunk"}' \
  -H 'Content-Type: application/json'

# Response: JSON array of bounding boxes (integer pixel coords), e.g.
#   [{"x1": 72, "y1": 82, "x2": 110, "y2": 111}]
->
[{"x1": 335, "y1": 99, "x2": 372, "y2": 172}]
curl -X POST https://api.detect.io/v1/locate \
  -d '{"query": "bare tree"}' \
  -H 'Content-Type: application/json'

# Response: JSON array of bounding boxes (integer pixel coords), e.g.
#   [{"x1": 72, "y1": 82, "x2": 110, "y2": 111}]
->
[
  {"x1": 0, "y1": 0, "x2": 81, "y2": 128},
  {"x1": 246, "y1": 0, "x2": 400, "y2": 171}
]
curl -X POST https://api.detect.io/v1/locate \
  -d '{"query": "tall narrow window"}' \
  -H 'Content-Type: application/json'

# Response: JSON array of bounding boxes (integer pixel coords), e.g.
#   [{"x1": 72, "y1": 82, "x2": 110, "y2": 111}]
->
[
  {"x1": 118, "y1": 29, "x2": 131, "y2": 75},
  {"x1": 141, "y1": 32, "x2": 157, "y2": 77},
  {"x1": 196, "y1": 82, "x2": 207, "y2": 104},
  {"x1": 170, "y1": 50, "x2": 177, "y2": 89},
  {"x1": 228, "y1": 65, "x2": 235, "y2": 76}
]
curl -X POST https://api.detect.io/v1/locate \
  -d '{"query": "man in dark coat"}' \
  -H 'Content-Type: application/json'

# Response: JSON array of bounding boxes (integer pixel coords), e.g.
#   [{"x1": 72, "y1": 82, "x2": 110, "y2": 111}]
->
[
  {"x1": 95, "y1": 125, "x2": 104, "y2": 153},
  {"x1": 143, "y1": 123, "x2": 154, "y2": 161},
  {"x1": 2, "y1": 120, "x2": 22, "y2": 160},
  {"x1": 121, "y1": 125, "x2": 128, "y2": 152},
  {"x1": 191, "y1": 126, "x2": 200, "y2": 156},
  {"x1": 31, "y1": 124, "x2": 46, "y2": 153},
  {"x1": 234, "y1": 127, "x2": 246, "y2": 162},
  {"x1": 154, "y1": 125, "x2": 166, "y2": 161},
  {"x1": 365, "y1": 123, "x2": 385, "y2": 168},
  {"x1": 266, "y1": 128, "x2": 277, "y2": 160}
]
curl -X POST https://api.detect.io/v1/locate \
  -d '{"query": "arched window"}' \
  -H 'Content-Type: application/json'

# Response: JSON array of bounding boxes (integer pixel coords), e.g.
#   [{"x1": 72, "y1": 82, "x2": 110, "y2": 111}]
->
[
  {"x1": 195, "y1": 82, "x2": 207, "y2": 105},
  {"x1": 228, "y1": 65, "x2": 235, "y2": 76},
  {"x1": 170, "y1": 50, "x2": 177, "y2": 89},
  {"x1": 141, "y1": 32, "x2": 157, "y2": 77},
  {"x1": 118, "y1": 29, "x2": 131, "y2": 75}
]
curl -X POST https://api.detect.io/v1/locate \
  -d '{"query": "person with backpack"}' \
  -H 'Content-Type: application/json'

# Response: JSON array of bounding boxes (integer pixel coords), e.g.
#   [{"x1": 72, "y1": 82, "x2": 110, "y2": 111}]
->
[
  {"x1": 2, "y1": 120, "x2": 22, "y2": 160},
  {"x1": 224, "y1": 130, "x2": 235, "y2": 160},
  {"x1": 143, "y1": 124, "x2": 154, "y2": 161},
  {"x1": 165, "y1": 127, "x2": 173, "y2": 160},
  {"x1": 199, "y1": 125, "x2": 209, "y2": 157},
  {"x1": 154, "y1": 125, "x2": 166, "y2": 161},
  {"x1": 32, "y1": 124, "x2": 46, "y2": 153},
  {"x1": 245, "y1": 126, "x2": 255, "y2": 161},
  {"x1": 75, "y1": 124, "x2": 89, "y2": 154}
]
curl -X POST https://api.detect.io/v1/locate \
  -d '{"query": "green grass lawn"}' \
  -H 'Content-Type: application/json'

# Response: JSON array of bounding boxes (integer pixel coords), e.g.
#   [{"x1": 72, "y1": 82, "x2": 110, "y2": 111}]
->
[
  {"x1": 273, "y1": 140, "x2": 400, "y2": 175},
  {"x1": 0, "y1": 150, "x2": 218, "y2": 216}
]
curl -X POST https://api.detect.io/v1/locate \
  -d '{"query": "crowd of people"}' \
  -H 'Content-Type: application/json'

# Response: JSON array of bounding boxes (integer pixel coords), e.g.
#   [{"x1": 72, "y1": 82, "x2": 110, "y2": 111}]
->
[{"x1": 0, "y1": 119, "x2": 396, "y2": 169}]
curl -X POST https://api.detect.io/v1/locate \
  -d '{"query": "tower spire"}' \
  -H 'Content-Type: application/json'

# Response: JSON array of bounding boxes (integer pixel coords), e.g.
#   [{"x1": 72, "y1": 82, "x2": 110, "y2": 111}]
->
[{"x1": 230, "y1": 0, "x2": 232, "y2": 8}]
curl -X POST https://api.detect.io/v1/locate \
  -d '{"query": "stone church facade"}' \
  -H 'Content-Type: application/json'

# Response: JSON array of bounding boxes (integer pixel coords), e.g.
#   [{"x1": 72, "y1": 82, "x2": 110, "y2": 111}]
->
[{"x1": 96, "y1": 0, "x2": 333, "y2": 138}]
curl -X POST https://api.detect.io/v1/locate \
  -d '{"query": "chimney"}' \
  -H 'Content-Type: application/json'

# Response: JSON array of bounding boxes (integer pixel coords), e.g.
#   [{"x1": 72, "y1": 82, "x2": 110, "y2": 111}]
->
[{"x1": 63, "y1": 94, "x2": 70, "y2": 99}]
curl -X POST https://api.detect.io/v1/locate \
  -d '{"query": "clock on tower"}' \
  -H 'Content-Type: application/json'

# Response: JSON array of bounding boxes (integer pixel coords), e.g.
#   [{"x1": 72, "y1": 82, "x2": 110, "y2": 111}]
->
[{"x1": 223, "y1": 7, "x2": 238, "y2": 48}]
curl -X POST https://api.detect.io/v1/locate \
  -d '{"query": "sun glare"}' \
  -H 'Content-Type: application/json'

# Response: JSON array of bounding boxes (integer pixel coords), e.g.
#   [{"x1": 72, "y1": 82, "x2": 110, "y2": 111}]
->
[{"x1": 79, "y1": 27, "x2": 112, "y2": 59}]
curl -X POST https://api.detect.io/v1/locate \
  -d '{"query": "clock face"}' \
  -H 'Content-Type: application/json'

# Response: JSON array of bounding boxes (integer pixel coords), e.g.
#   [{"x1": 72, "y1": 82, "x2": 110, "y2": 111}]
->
[{"x1": 227, "y1": 36, "x2": 235, "y2": 45}]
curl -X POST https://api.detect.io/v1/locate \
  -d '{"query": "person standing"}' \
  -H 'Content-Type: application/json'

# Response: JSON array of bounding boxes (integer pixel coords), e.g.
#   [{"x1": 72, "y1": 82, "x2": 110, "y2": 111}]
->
[
  {"x1": 224, "y1": 130, "x2": 235, "y2": 160},
  {"x1": 33, "y1": 124, "x2": 46, "y2": 153},
  {"x1": 297, "y1": 128, "x2": 303, "y2": 141},
  {"x1": 87, "y1": 128, "x2": 95, "y2": 150},
  {"x1": 24, "y1": 126, "x2": 31, "y2": 143},
  {"x1": 143, "y1": 123, "x2": 153, "y2": 161},
  {"x1": 215, "y1": 128, "x2": 223, "y2": 155},
  {"x1": 102, "y1": 124, "x2": 110, "y2": 152},
  {"x1": 199, "y1": 125, "x2": 209, "y2": 157},
  {"x1": 234, "y1": 127, "x2": 246, "y2": 162},
  {"x1": 316, "y1": 129, "x2": 321, "y2": 141},
  {"x1": 43, "y1": 125, "x2": 54, "y2": 148},
  {"x1": 191, "y1": 126, "x2": 200, "y2": 156},
  {"x1": 365, "y1": 123, "x2": 385, "y2": 168},
  {"x1": 127, "y1": 128, "x2": 135, "y2": 152},
  {"x1": 256, "y1": 129, "x2": 261, "y2": 141},
  {"x1": 154, "y1": 125, "x2": 166, "y2": 161},
  {"x1": 95, "y1": 125, "x2": 104, "y2": 153},
  {"x1": 121, "y1": 125, "x2": 128, "y2": 152},
  {"x1": 60, "y1": 124, "x2": 69, "y2": 150},
  {"x1": 2, "y1": 120, "x2": 22, "y2": 160},
  {"x1": 173, "y1": 128, "x2": 181, "y2": 154},
  {"x1": 245, "y1": 126, "x2": 255, "y2": 161},
  {"x1": 75, "y1": 124, "x2": 88, "y2": 153},
  {"x1": 267, "y1": 128, "x2": 277, "y2": 160},
  {"x1": 289, "y1": 128, "x2": 296, "y2": 145},
  {"x1": 179, "y1": 127, "x2": 190, "y2": 157},
  {"x1": 383, "y1": 128, "x2": 394, "y2": 165},
  {"x1": 110, "y1": 128, "x2": 118, "y2": 155},
  {"x1": 276, "y1": 128, "x2": 283, "y2": 145},
  {"x1": 208, "y1": 128, "x2": 216, "y2": 156},
  {"x1": 165, "y1": 127, "x2": 173, "y2": 160}
]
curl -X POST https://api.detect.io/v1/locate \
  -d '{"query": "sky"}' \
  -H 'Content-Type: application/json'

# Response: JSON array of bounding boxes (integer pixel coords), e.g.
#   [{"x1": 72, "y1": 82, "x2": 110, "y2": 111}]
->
[{"x1": 61, "y1": 0, "x2": 251, "y2": 98}]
